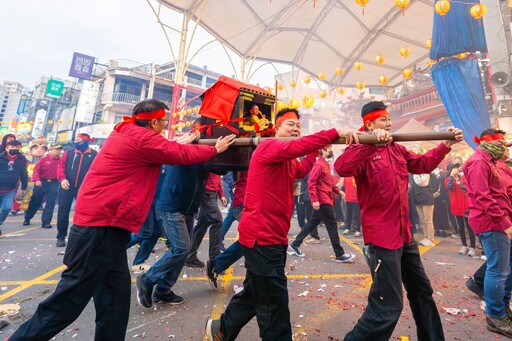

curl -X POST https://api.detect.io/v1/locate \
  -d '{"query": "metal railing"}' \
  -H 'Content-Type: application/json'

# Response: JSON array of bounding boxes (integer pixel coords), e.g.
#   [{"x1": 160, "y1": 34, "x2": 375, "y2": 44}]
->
[{"x1": 108, "y1": 92, "x2": 142, "y2": 104}]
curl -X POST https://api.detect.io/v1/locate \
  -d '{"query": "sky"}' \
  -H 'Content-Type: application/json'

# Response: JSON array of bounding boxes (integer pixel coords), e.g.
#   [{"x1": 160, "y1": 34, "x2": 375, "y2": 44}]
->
[{"x1": 0, "y1": 0, "x2": 284, "y2": 90}]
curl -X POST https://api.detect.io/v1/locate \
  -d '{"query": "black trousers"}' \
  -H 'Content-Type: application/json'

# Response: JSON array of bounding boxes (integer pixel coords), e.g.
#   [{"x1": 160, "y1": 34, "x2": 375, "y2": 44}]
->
[
  {"x1": 345, "y1": 241, "x2": 444, "y2": 341},
  {"x1": 474, "y1": 262, "x2": 487, "y2": 287},
  {"x1": 293, "y1": 204, "x2": 345, "y2": 257},
  {"x1": 455, "y1": 215, "x2": 476, "y2": 248},
  {"x1": 345, "y1": 201, "x2": 361, "y2": 232},
  {"x1": 187, "y1": 190, "x2": 223, "y2": 262},
  {"x1": 220, "y1": 244, "x2": 292, "y2": 341},
  {"x1": 24, "y1": 180, "x2": 59, "y2": 225},
  {"x1": 10, "y1": 225, "x2": 131, "y2": 341},
  {"x1": 56, "y1": 186, "x2": 79, "y2": 239}
]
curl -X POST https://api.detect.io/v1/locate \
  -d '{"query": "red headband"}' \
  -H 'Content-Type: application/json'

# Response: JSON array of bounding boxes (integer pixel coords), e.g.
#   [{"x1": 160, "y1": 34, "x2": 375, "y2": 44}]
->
[
  {"x1": 77, "y1": 133, "x2": 94, "y2": 142},
  {"x1": 114, "y1": 108, "x2": 167, "y2": 132},
  {"x1": 473, "y1": 133, "x2": 505, "y2": 145},
  {"x1": 359, "y1": 109, "x2": 389, "y2": 132},
  {"x1": 276, "y1": 112, "x2": 299, "y2": 127}
]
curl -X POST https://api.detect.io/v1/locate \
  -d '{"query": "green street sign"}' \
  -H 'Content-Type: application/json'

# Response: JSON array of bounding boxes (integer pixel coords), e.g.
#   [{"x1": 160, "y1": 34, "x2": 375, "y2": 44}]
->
[{"x1": 46, "y1": 79, "x2": 64, "y2": 98}]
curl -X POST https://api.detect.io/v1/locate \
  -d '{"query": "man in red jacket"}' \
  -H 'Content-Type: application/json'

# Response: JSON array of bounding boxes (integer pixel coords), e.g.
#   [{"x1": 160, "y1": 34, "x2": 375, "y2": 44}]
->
[
  {"x1": 9, "y1": 99, "x2": 235, "y2": 341},
  {"x1": 334, "y1": 101, "x2": 463, "y2": 341},
  {"x1": 464, "y1": 129, "x2": 512, "y2": 338},
  {"x1": 288, "y1": 144, "x2": 355, "y2": 262},
  {"x1": 206, "y1": 108, "x2": 362, "y2": 341}
]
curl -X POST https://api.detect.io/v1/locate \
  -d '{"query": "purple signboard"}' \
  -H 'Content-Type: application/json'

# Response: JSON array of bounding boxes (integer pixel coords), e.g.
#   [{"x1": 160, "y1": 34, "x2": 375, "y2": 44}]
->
[{"x1": 69, "y1": 52, "x2": 95, "y2": 80}]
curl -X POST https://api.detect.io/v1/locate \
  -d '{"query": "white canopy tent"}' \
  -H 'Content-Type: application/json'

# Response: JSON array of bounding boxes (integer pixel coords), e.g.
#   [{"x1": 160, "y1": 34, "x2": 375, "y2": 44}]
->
[{"x1": 157, "y1": 0, "x2": 434, "y2": 87}]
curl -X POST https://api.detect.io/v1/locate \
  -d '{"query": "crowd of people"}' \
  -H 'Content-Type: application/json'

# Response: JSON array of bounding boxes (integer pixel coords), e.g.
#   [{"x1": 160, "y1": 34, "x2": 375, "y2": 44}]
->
[{"x1": 2, "y1": 98, "x2": 512, "y2": 340}]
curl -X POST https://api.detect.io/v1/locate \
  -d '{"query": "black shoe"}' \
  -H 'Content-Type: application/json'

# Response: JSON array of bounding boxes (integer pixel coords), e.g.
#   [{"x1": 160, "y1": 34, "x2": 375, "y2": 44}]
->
[
  {"x1": 206, "y1": 319, "x2": 223, "y2": 341},
  {"x1": 41, "y1": 224, "x2": 52, "y2": 229},
  {"x1": 56, "y1": 238, "x2": 66, "y2": 247},
  {"x1": 465, "y1": 277, "x2": 485, "y2": 300},
  {"x1": 136, "y1": 275, "x2": 153, "y2": 308},
  {"x1": 185, "y1": 258, "x2": 205, "y2": 268},
  {"x1": 22, "y1": 220, "x2": 30, "y2": 226},
  {"x1": 10, "y1": 210, "x2": 18, "y2": 216},
  {"x1": 336, "y1": 253, "x2": 355, "y2": 263},
  {"x1": 287, "y1": 244, "x2": 305, "y2": 257},
  {"x1": 206, "y1": 260, "x2": 218, "y2": 289},
  {"x1": 152, "y1": 290, "x2": 184, "y2": 305}
]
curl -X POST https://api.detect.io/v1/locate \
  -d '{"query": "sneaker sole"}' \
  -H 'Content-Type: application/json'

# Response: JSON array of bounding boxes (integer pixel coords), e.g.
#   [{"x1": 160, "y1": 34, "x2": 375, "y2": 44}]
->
[
  {"x1": 287, "y1": 251, "x2": 305, "y2": 257},
  {"x1": 136, "y1": 278, "x2": 152, "y2": 309},
  {"x1": 486, "y1": 324, "x2": 512, "y2": 338},
  {"x1": 336, "y1": 255, "x2": 356, "y2": 263},
  {"x1": 152, "y1": 299, "x2": 184, "y2": 305},
  {"x1": 206, "y1": 319, "x2": 214, "y2": 341}
]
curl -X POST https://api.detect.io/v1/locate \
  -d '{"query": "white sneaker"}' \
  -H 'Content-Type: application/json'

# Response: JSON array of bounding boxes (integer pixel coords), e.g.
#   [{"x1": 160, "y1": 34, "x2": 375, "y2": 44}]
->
[
  {"x1": 354, "y1": 231, "x2": 361, "y2": 237},
  {"x1": 426, "y1": 239, "x2": 435, "y2": 247},
  {"x1": 131, "y1": 261, "x2": 151, "y2": 274},
  {"x1": 459, "y1": 246, "x2": 469, "y2": 255},
  {"x1": 342, "y1": 229, "x2": 351, "y2": 235},
  {"x1": 468, "y1": 247, "x2": 476, "y2": 257},
  {"x1": 418, "y1": 238, "x2": 429, "y2": 246}
]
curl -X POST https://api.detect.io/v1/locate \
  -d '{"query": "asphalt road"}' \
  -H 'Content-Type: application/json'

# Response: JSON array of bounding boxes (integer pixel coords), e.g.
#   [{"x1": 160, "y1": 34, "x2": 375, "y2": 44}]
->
[{"x1": 0, "y1": 210, "x2": 494, "y2": 340}]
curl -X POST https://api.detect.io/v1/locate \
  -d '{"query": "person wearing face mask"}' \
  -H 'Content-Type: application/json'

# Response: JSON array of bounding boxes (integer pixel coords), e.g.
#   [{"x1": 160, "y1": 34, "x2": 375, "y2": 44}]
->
[
  {"x1": 55, "y1": 134, "x2": 98, "y2": 247},
  {"x1": 23, "y1": 144, "x2": 63, "y2": 229},
  {"x1": 288, "y1": 144, "x2": 355, "y2": 262},
  {"x1": 0, "y1": 140, "x2": 28, "y2": 236},
  {"x1": 464, "y1": 129, "x2": 512, "y2": 338}
]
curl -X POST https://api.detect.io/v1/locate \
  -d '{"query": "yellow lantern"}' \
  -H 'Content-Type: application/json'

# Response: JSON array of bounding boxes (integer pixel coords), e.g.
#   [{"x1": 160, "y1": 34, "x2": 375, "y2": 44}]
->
[
  {"x1": 58, "y1": 119, "x2": 63, "y2": 124},
  {"x1": 378, "y1": 75, "x2": 389, "y2": 86},
  {"x1": 303, "y1": 76, "x2": 312, "y2": 84},
  {"x1": 29, "y1": 120, "x2": 34, "y2": 124},
  {"x1": 395, "y1": 0, "x2": 410, "y2": 14},
  {"x1": 470, "y1": 3, "x2": 486, "y2": 20},
  {"x1": 301, "y1": 95, "x2": 315, "y2": 108},
  {"x1": 318, "y1": 72, "x2": 327, "y2": 81},
  {"x1": 435, "y1": 0, "x2": 450, "y2": 16},
  {"x1": 172, "y1": 112, "x2": 178, "y2": 118},
  {"x1": 185, "y1": 108, "x2": 191, "y2": 115},
  {"x1": 457, "y1": 52, "x2": 469, "y2": 59},
  {"x1": 277, "y1": 101, "x2": 287, "y2": 112},
  {"x1": 319, "y1": 90, "x2": 328, "y2": 99},
  {"x1": 185, "y1": 121, "x2": 191, "y2": 127},
  {"x1": 403, "y1": 68, "x2": 413, "y2": 79},
  {"x1": 277, "y1": 83, "x2": 285, "y2": 91},
  {"x1": 289, "y1": 80, "x2": 297, "y2": 88},
  {"x1": 355, "y1": 0, "x2": 369, "y2": 14},
  {"x1": 375, "y1": 55, "x2": 385, "y2": 65},
  {"x1": 336, "y1": 67, "x2": 345, "y2": 76},
  {"x1": 426, "y1": 39, "x2": 432, "y2": 49},
  {"x1": 67, "y1": 120, "x2": 72, "y2": 123},
  {"x1": 288, "y1": 98, "x2": 300, "y2": 109},
  {"x1": 354, "y1": 62, "x2": 363, "y2": 71},
  {"x1": 171, "y1": 124, "x2": 176, "y2": 130},
  {"x1": 400, "y1": 47, "x2": 410, "y2": 58},
  {"x1": 336, "y1": 87, "x2": 346, "y2": 95},
  {"x1": 356, "y1": 81, "x2": 365, "y2": 90},
  {"x1": 264, "y1": 87, "x2": 273, "y2": 93},
  {"x1": 47, "y1": 120, "x2": 54, "y2": 124},
  {"x1": 193, "y1": 106, "x2": 199, "y2": 113},
  {"x1": 0, "y1": 121, "x2": 5, "y2": 125}
]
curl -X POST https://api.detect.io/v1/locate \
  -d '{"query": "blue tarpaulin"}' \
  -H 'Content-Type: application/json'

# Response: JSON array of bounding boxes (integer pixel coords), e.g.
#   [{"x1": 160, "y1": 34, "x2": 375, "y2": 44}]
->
[{"x1": 431, "y1": 58, "x2": 491, "y2": 149}]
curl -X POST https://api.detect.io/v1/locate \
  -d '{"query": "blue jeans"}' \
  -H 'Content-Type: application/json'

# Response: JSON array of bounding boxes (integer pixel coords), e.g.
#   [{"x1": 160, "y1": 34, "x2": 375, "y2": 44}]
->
[
  {"x1": 126, "y1": 203, "x2": 163, "y2": 265},
  {"x1": 215, "y1": 241, "x2": 244, "y2": 274},
  {"x1": 0, "y1": 190, "x2": 16, "y2": 225},
  {"x1": 479, "y1": 231, "x2": 512, "y2": 318},
  {"x1": 144, "y1": 210, "x2": 194, "y2": 294},
  {"x1": 221, "y1": 205, "x2": 242, "y2": 240}
]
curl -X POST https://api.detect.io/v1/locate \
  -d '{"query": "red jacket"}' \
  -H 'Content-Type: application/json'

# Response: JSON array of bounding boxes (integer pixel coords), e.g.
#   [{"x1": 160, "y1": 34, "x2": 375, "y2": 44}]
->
[
  {"x1": 308, "y1": 156, "x2": 340, "y2": 206},
  {"x1": 463, "y1": 148, "x2": 512, "y2": 234},
  {"x1": 343, "y1": 176, "x2": 358, "y2": 202},
  {"x1": 238, "y1": 128, "x2": 339, "y2": 247},
  {"x1": 73, "y1": 124, "x2": 217, "y2": 233},
  {"x1": 205, "y1": 173, "x2": 224, "y2": 197},
  {"x1": 231, "y1": 171, "x2": 248, "y2": 209},
  {"x1": 335, "y1": 141, "x2": 450, "y2": 250},
  {"x1": 32, "y1": 155, "x2": 60, "y2": 181},
  {"x1": 444, "y1": 176, "x2": 468, "y2": 216}
]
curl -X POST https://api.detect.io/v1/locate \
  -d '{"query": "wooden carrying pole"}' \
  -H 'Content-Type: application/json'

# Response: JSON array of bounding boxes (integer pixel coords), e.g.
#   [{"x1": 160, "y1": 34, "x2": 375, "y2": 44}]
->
[{"x1": 197, "y1": 132, "x2": 456, "y2": 147}]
